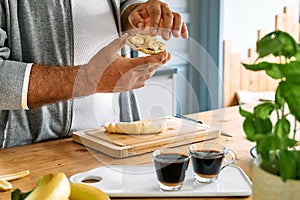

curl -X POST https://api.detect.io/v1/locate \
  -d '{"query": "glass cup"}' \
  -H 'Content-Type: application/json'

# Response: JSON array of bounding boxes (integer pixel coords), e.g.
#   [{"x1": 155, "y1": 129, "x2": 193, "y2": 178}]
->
[
  {"x1": 189, "y1": 142, "x2": 236, "y2": 183},
  {"x1": 152, "y1": 148, "x2": 190, "y2": 191}
]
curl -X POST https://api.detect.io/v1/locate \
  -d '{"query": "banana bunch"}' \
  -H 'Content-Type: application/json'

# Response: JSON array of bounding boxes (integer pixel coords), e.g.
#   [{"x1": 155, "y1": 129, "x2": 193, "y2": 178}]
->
[{"x1": 11, "y1": 173, "x2": 110, "y2": 200}]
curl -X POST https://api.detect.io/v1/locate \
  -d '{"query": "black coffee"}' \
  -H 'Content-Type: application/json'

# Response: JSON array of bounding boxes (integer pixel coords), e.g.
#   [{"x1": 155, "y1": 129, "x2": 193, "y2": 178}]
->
[
  {"x1": 154, "y1": 153, "x2": 190, "y2": 185},
  {"x1": 191, "y1": 150, "x2": 223, "y2": 178}
]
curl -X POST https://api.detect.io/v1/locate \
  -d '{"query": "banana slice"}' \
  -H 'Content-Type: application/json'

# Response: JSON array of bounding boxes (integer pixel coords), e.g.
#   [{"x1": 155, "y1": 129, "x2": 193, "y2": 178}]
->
[
  {"x1": 104, "y1": 120, "x2": 167, "y2": 135},
  {"x1": 0, "y1": 170, "x2": 30, "y2": 181},
  {"x1": 0, "y1": 179, "x2": 13, "y2": 191},
  {"x1": 126, "y1": 34, "x2": 166, "y2": 54}
]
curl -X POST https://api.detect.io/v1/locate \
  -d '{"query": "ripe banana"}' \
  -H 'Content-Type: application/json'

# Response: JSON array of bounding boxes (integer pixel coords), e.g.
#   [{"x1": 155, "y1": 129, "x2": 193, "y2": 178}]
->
[
  {"x1": 69, "y1": 183, "x2": 110, "y2": 200},
  {"x1": 10, "y1": 173, "x2": 110, "y2": 200},
  {"x1": 104, "y1": 120, "x2": 166, "y2": 134},
  {"x1": 24, "y1": 172, "x2": 70, "y2": 200}
]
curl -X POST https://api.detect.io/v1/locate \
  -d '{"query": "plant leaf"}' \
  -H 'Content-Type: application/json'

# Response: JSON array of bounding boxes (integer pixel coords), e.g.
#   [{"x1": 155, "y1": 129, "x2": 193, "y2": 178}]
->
[
  {"x1": 11, "y1": 189, "x2": 22, "y2": 200},
  {"x1": 275, "y1": 84, "x2": 285, "y2": 108},
  {"x1": 10, "y1": 188, "x2": 31, "y2": 200},
  {"x1": 242, "y1": 62, "x2": 284, "y2": 79},
  {"x1": 243, "y1": 117, "x2": 256, "y2": 141},
  {"x1": 257, "y1": 135, "x2": 280, "y2": 174},
  {"x1": 242, "y1": 62, "x2": 272, "y2": 71},
  {"x1": 280, "y1": 81, "x2": 300, "y2": 121},
  {"x1": 253, "y1": 102, "x2": 275, "y2": 119},
  {"x1": 282, "y1": 137, "x2": 297, "y2": 149},
  {"x1": 273, "y1": 117, "x2": 290, "y2": 138},
  {"x1": 256, "y1": 30, "x2": 297, "y2": 58},
  {"x1": 279, "y1": 150, "x2": 297, "y2": 181},
  {"x1": 266, "y1": 63, "x2": 284, "y2": 79},
  {"x1": 242, "y1": 116, "x2": 272, "y2": 141},
  {"x1": 293, "y1": 151, "x2": 300, "y2": 179},
  {"x1": 253, "y1": 118, "x2": 273, "y2": 135},
  {"x1": 280, "y1": 61, "x2": 300, "y2": 79},
  {"x1": 239, "y1": 106, "x2": 253, "y2": 118},
  {"x1": 293, "y1": 43, "x2": 300, "y2": 60}
]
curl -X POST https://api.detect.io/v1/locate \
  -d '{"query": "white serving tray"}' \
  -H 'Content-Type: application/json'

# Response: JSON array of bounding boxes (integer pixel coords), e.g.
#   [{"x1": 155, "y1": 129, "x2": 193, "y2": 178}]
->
[{"x1": 70, "y1": 165, "x2": 252, "y2": 197}]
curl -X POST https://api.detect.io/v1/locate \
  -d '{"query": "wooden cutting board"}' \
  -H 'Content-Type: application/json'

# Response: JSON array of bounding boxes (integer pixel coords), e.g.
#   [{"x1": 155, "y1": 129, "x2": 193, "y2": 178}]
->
[{"x1": 72, "y1": 116, "x2": 220, "y2": 158}]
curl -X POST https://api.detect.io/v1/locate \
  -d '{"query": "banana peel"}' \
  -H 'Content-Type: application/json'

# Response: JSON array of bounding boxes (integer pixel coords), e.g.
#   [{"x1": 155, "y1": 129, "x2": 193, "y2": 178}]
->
[{"x1": 11, "y1": 172, "x2": 110, "y2": 200}]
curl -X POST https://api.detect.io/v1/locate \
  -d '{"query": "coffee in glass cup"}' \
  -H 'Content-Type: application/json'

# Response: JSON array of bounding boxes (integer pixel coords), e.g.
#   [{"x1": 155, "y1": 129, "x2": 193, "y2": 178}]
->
[
  {"x1": 189, "y1": 142, "x2": 236, "y2": 183},
  {"x1": 152, "y1": 148, "x2": 190, "y2": 191}
]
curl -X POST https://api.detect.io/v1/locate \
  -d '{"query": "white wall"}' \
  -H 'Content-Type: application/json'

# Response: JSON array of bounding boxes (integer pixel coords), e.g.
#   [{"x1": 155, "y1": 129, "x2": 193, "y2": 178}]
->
[{"x1": 223, "y1": 0, "x2": 300, "y2": 58}]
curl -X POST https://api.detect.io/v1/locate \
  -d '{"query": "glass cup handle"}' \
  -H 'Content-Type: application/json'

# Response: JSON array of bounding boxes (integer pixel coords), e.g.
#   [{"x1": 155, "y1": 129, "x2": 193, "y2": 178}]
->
[{"x1": 221, "y1": 149, "x2": 236, "y2": 170}]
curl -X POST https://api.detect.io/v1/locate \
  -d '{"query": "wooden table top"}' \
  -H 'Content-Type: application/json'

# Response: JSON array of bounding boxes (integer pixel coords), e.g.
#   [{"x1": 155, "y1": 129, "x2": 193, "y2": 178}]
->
[{"x1": 0, "y1": 105, "x2": 256, "y2": 200}]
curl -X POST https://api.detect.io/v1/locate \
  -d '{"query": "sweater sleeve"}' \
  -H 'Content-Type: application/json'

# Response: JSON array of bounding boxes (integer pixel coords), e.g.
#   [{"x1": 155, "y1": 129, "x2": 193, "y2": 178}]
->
[
  {"x1": 120, "y1": 0, "x2": 146, "y2": 15},
  {"x1": 0, "y1": 28, "x2": 30, "y2": 110}
]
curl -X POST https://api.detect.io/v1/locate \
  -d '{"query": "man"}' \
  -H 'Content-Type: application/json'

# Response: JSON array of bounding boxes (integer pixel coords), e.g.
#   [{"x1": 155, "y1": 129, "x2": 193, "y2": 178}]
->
[{"x1": 0, "y1": 0, "x2": 188, "y2": 148}]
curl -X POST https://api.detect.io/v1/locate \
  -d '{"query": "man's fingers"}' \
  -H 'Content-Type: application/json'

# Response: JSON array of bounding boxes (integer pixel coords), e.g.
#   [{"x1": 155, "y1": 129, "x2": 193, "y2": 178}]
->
[
  {"x1": 110, "y1": 33, "x2": 129, "y2": 52},
  {"x1": 147, "y1": 3, "x2": 162, "y2": 36},
  {"x1": 172, "y1": 12, "x2": 182, "y2": 38},
  {"x1": 136, "y1": 74, "x2": 151, "y2": 83},
  {"x1": 181, "y1": 22, "x2": 189, "y2": 39},
  {"x1": 104, "y1": 52, "x2": 171, "y2": 93},
  {"x1": 102, "y1": 33, "x2": 128, "y2": 55},
  {"x1": 135, "y1": 52, "x2": 171, "y2": 68},
  {"x1": 128, "y1": 6, "x2": 146, "y2": 29},
  {"x1": 127, "y1": 1, "x2": 188, "y2": 39},
  {"x1": 148, "y1": 53, "x2": 171, "y2": 72},
  {"x1": 161, "y1": 4, "x2": 173, "y2": 40},
  {"x1": 132, "y1": 82, "x2": 145, "y2": 90}
]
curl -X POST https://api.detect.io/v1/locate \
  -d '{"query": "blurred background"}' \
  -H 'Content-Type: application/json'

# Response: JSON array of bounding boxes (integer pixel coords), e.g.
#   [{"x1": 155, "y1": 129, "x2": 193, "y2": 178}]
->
[{"x1": 134, "y1": 0, "x2": 300, "y2": 119}]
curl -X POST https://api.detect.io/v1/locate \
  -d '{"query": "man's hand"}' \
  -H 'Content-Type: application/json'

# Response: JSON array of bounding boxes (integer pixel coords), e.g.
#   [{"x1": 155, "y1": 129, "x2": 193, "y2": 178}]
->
[
  {"x1": 122, "y1": 0, "x2": 188, "y2": 40},
  {"x1": 75, "y1": 33, "x2": 171, "y2": 94},
  {"x1": 28, "y1": 34, "x2": 170, "y2": 108}
]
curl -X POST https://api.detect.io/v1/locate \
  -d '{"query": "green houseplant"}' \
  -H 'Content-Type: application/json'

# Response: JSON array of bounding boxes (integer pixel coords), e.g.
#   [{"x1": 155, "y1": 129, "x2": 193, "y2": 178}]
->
[{"x1": 239, "y1": 30, "x2": 300, "y2": 199}]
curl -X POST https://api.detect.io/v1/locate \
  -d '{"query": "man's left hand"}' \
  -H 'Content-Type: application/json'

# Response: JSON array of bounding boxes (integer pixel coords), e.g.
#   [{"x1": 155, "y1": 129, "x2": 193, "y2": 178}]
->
[{"x1": 123, "y1": 0, "x2": 188, "y2": 40}]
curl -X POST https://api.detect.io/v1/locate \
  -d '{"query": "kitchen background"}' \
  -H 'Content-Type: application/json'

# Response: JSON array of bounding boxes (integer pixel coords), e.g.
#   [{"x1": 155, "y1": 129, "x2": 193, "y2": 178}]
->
[{"x1": 134, "y1": 0, "x2": 300, "y2": 119}]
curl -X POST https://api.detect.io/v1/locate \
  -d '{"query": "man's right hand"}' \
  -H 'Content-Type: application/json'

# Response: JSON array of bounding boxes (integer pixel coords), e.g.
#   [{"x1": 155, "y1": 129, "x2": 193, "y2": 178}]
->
[
  {"x1": 28, "y1": 34, "x2": 170, "y2": 108},
  {"x1": 76, "y1": 33, "x2": 171, "y2": 94}
]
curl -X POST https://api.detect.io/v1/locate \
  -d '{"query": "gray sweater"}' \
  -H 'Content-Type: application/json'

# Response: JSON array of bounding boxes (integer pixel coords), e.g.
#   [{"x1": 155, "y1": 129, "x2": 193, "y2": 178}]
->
[{"x1": 0, "y1": 0, "x2": 144, "y2": 148}]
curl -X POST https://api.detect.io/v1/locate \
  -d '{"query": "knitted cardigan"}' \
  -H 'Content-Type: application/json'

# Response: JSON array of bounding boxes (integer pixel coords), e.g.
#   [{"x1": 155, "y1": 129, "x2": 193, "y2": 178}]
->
[{"x1": 0, "y1": 0, "x2": 144, "y2": 147}]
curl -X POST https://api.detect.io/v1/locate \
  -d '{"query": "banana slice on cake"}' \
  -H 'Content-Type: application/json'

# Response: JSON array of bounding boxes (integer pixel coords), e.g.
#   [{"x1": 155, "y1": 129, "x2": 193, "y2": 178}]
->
[
  {"x1": 126, "y1": 34, "x2": 166, "y2": 55},
  {"x1": 104, "y1": 120, "x2": 167, "y2": 135}
]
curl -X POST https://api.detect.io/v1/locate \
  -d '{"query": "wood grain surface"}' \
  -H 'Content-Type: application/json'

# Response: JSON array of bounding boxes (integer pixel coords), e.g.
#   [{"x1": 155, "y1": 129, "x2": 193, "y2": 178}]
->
[{"x1": 0, "y1": 105, "x2": 256, "y2": 200}]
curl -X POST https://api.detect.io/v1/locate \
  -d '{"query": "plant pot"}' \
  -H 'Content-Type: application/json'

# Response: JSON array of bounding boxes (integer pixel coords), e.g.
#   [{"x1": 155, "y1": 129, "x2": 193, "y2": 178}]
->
[{"x1": 252, "y1": 160, "x2": 300, "y2": 200}]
